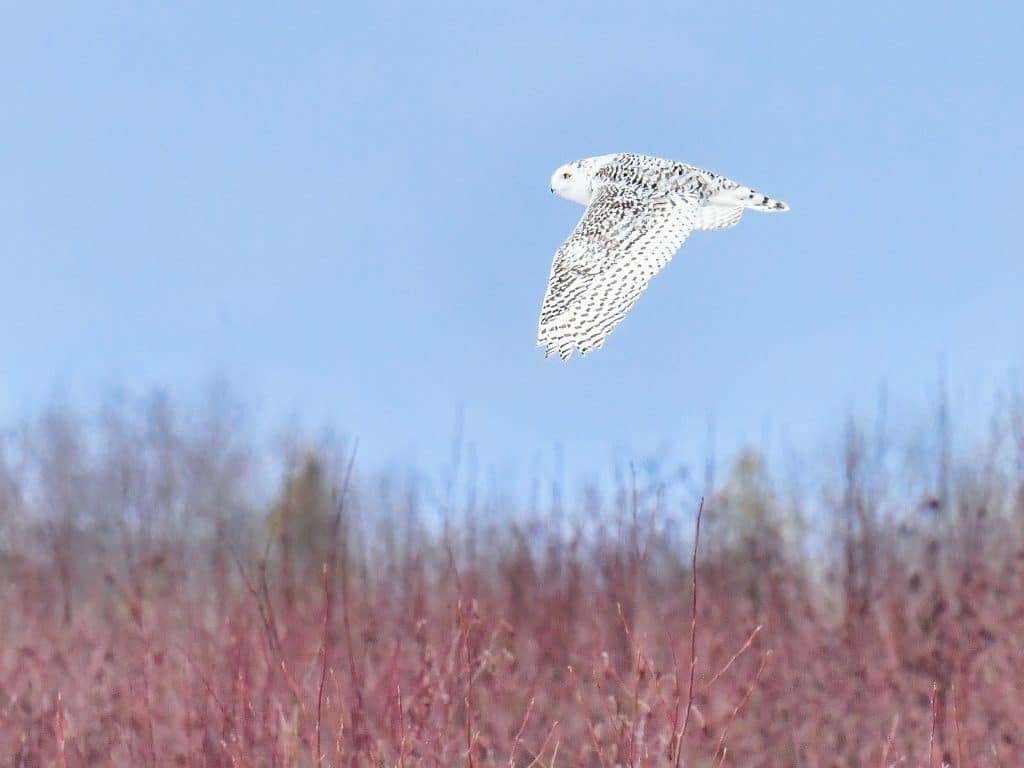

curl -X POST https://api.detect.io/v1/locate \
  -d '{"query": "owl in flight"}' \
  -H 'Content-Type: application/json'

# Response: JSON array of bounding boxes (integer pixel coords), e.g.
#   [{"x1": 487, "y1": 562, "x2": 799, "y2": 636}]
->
[{"x1": 538, "y1": 153, "x2": 788, "y2": 360}]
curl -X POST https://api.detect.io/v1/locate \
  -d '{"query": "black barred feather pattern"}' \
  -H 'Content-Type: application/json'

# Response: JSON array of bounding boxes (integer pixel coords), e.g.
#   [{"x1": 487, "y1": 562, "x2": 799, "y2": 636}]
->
[
  {"x1": 539, "y1": 153, "x2": 788, "y2": 359},
  {"x1": 537, "y1": 184, "x2": 695, "y2": 360}
]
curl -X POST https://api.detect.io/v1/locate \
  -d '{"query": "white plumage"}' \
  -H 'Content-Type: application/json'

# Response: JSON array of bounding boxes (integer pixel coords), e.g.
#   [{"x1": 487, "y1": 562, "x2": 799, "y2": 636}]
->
[{"x1": 538, "y1": 153, "x2": 789, "y2": 360}]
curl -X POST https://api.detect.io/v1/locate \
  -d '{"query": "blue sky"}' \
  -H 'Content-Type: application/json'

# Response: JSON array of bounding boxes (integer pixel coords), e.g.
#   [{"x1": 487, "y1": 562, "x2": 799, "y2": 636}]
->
[{"x1": 2, "y1": 3, "x2": 1022, "y2": 486}]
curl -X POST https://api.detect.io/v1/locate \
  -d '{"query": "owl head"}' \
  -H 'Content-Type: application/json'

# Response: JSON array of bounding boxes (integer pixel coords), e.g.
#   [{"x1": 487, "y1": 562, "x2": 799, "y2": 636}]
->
[{"x1": 549, "y1": 155, "x2": 617, "y2": 205}]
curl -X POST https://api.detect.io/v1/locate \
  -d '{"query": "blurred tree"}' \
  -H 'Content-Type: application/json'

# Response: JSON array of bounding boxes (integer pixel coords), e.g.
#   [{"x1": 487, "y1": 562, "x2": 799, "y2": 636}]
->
[
  {"x1": 266, "y1": 452, "x2": 336, "y2": 604},
  {"x1": 709, "y1": 449, "x2": 796, "y2": 614}
]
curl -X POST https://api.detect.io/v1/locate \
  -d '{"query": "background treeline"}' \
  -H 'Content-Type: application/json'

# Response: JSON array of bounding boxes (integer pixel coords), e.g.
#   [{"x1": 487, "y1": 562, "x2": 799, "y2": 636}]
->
[{"x1": 1, "y1": 385, "x2": 1022, "y2": 767}]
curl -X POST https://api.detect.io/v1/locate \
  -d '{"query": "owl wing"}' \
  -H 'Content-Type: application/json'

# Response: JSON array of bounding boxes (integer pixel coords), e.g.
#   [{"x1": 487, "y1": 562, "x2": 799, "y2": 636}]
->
[
  {"x1": 694, "y1": 203, "x2": 743, "y2": 230},
  {"x1": 537, "y1": 181, "x2": 696, "y2": 360}
]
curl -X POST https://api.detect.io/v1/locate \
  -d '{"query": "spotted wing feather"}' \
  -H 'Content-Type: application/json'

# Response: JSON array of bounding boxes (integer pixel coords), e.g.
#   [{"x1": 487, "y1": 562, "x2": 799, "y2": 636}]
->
[{"x1": 537, "y1": 182, "x2": 695, "y2": 360}]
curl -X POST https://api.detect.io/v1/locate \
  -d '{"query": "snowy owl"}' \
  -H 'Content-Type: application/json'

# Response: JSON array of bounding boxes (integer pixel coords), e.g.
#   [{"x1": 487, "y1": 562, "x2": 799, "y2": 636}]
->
[{"x1": 538, "y1": 153, "x2": 789, "y2": 360}]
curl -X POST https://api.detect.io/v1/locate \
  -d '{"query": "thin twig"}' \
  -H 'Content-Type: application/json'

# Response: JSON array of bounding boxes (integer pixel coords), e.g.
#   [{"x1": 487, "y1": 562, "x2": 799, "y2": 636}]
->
[
  {"x1": 927, "y1": 682, "x2": 937, "y2": 768},
  {"x1": 179, "y1": 646, "x2": 236, "y2": 731},
  {"x1": 315, "y1": 562, "x2": 329, "y2": 766},
  {"x1": 54, "y1": 692, "x2": 67, "y2": 768},
  {"x1": 880, "y1": 712, "x2": 899, "y2": 768},
  {"x1": 713, "y1": 650, "x2": 771, "y2": 768},
  {"x1": 672, "y1": 497, "x2": 703, "y2": 768},
  {"x1": 666, "y1": 625, "x2": 682, "y2": 761},
  {"x1": 508, "y1": 697, "x2": 535, "y2": 768},
  {"x1": 629, "y1": 646, "x2": 643, "y2": 766},
  {"x1": 335, "y1": 446, "x2": 365, "y2": 742},
  {"x1": 459, "y1": 601, "x2": 475, "y2": 768},
  {"x1": 524, "y1": 721, "x2": 560, "y2": 768},
  {"x1": 278, "y1": 660, "x2": 305, "y2": 713},
  {"x1": 233, "y1": 554, "x2": 280, "y2": 661},
  {"x1": 952, "y1": 683, "x2": 963, "y2": 768},
  {"x1": 704, "y1": 625, "x2": 762, "y2": 692},
  {"x1": 990, "y1": 741, "x2": 1003, "y2": 768},
  {"x1": 569, "y1": 665, "x2": 608, "y2": 768},
  {"x1": 317, "y1": 446, "x2": 358, "y2": 765},
  {"x1": 397, "y1": 684, "x2": 407, "y2": 768},
  {"x1": 330, "y1": 667, "x2": 346, "y2": 766},
  {"x1": 617, "y1": 602, "x2": 644, "y2": 768}
]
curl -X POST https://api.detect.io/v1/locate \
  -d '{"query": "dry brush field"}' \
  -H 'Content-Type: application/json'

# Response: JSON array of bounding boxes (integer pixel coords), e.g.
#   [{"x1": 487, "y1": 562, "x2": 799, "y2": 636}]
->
[{"x1": 1, "y1": 393, "x2": 1023, "y2": 766}]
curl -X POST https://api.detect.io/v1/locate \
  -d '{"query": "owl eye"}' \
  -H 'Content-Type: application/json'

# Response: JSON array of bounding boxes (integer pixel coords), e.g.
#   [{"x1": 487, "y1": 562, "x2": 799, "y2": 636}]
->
[{"x1": 562, "y1": 172, "x2": 572, "y2": 179}]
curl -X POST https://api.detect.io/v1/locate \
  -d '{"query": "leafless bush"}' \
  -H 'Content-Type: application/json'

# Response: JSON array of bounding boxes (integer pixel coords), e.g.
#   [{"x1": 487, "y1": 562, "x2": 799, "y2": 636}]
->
[{"x1": 0, "y1": 386, "x2": 1022, "y2": 766}]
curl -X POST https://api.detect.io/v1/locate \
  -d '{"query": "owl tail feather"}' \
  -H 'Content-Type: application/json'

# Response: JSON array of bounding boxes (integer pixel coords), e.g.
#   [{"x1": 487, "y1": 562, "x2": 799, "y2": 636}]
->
[{"x1": 735, "y1": 186, "x2": 789, "y2": 212}]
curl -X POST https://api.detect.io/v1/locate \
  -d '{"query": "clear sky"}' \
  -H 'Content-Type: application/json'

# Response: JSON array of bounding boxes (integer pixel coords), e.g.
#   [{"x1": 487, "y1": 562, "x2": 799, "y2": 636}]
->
[{"x1": 2, "y1": 3, "x2": 1022, "y2": 486}]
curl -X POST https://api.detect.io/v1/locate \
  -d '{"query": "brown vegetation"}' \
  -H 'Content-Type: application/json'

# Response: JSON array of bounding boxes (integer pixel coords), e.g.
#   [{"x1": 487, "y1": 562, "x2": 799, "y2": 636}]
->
[{"x1": 1, "y1": 390, "x2": 1023, "y2": 766}]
